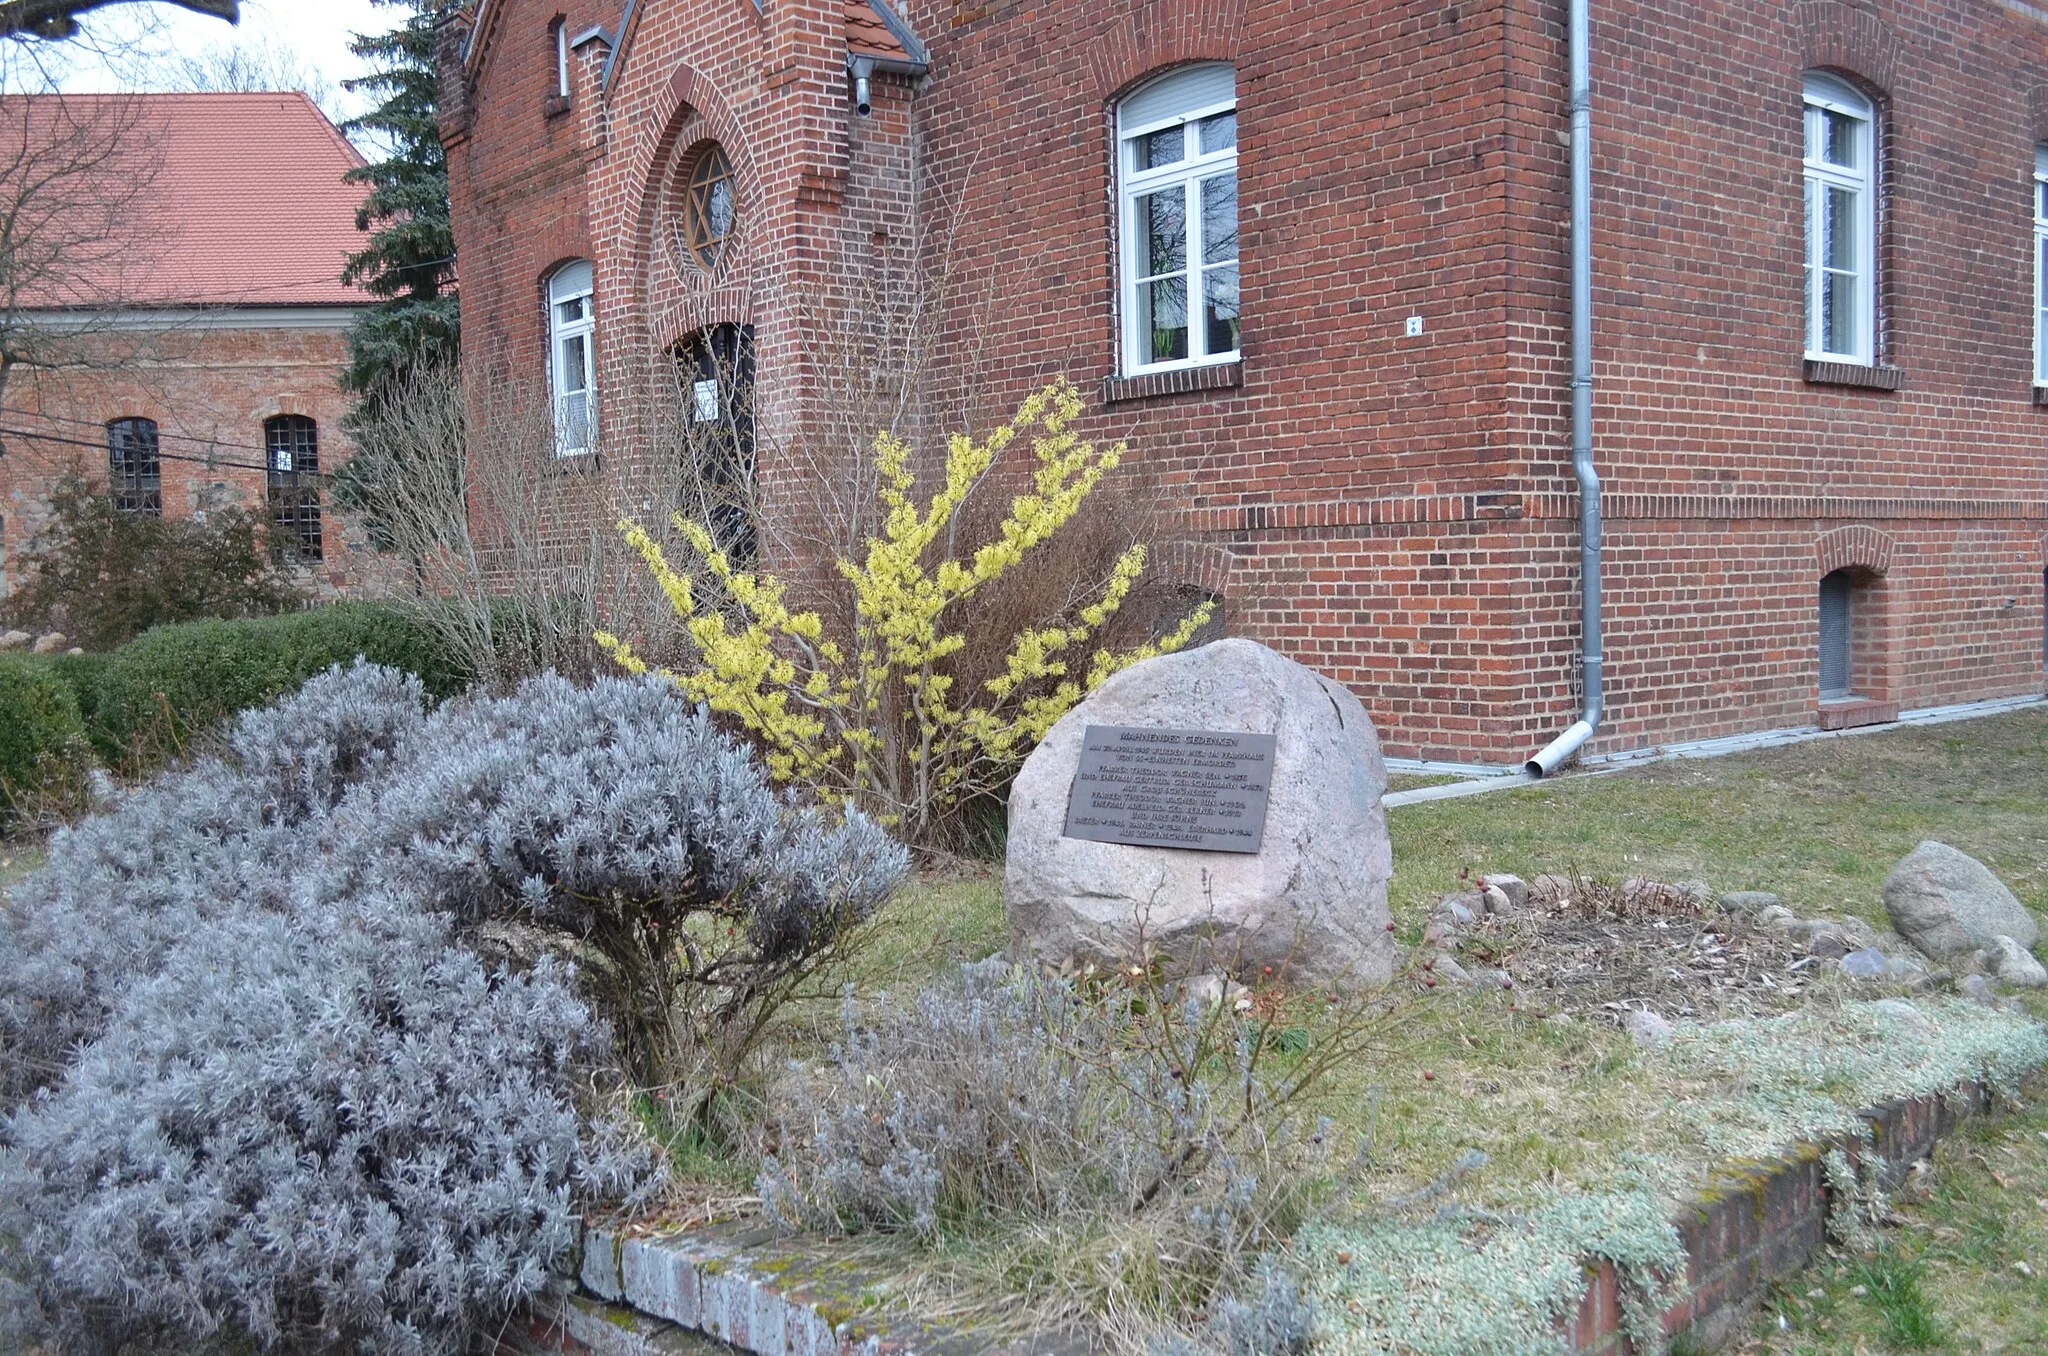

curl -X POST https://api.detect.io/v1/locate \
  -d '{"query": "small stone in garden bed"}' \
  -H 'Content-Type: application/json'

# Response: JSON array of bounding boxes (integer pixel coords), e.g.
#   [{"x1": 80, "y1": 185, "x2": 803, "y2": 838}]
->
[
  {"x1": 1624, "y1": 1009, "x2": 1674, "y2": 1047},
  {"x1": 1840, "y1": 948, "x2": 1890, "y2": 980},
  {"x1": 1958, "y1": 973, "x2": 1998, "y2": 1006},
  {"x1": 1720, "y1": 891, "x2": 1783, "y2": 916},
  {"x1": 1483, "y1": 873, "x2": 1531, "y2": 910},
  {"x1": 1437, "y1": 894, "x2": 1478, "y2": 926},
  {"x1": 1991, "y1": 936, "x2": 2048, "y2": 989}
]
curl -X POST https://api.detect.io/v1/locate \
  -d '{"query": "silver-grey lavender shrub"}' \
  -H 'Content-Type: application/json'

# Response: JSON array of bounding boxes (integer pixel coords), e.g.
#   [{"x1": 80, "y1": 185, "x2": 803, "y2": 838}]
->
[
  {"x1": 359, "y1": 671, "x2": 910, "y2": 1085},
  {"x1": 0, "y1": 662, "x2": 904, "y2": 1352}
]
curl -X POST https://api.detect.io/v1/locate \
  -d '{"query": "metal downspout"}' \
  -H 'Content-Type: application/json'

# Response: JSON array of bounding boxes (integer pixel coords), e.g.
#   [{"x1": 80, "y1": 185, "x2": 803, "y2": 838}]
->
[{"x1": 1525, "y1": 0, "x2": 1604, "y2": 777}]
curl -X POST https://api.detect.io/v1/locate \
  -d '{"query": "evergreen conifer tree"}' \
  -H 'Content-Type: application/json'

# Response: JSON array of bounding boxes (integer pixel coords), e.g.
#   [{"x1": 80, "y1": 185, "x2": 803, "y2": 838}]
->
[
  {"x1": 334, "y1": 0, "x2": 459, "y2": 550},
  {"x1": 338, "y1": 0, "x2": 457, "y2": 396}
]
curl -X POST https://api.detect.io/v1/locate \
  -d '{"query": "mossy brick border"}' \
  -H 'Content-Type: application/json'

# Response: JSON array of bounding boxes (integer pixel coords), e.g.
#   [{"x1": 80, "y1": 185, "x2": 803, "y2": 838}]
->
[
  {"x1": 1573, "y1": 1079, "x2": 1990, "y2": 1354},
  {"x1": 508, "y1": 1083, "x2": 1989, "y2": 1356}
]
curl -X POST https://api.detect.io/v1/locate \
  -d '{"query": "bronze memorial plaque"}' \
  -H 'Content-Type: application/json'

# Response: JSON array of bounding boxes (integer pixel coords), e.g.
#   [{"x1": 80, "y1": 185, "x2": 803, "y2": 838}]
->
[{"x1": 1062, "y1": 725, "x2": 1278, "y2": 853}]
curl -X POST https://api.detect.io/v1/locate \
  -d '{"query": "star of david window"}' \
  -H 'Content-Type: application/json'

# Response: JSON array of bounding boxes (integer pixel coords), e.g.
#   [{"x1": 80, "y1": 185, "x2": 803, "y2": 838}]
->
[{"x1": 679, "y1": 145, "x2": 737, "y2": 272}]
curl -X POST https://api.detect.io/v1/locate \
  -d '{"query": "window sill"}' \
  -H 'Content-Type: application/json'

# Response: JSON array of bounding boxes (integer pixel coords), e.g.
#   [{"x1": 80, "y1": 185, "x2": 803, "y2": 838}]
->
[
  {"x1": 1817, "y1": 696, "x2": 1897, "y2": 731},
  {"x1": 551, "y1": 450, "x2": 599, "y2": 474},
  {"x1": 1802, "y1": 359, "x2": 1902, "y2": 392},
  {"x1": 2032, "y1": 385, "x2": 2048, "y2": 408},
  {"x1": 1102, "y1": 361, "x2": 1242, "y2": 406},
  {"x1": 544, "y1": 93, "x2": 572, "y2": 119}
]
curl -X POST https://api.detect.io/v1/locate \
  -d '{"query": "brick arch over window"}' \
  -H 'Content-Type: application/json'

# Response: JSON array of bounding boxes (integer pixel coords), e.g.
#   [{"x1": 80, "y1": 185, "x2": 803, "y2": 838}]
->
[
  {"x1": 622, "y1": 64, "x2": 762, "y2": 281},
  {"x1": 1087, "y1": 0, "x2": 1247, "y2": 104},
  {"x1": 2031, "y1": 88, "x2": 2048, "y2": 146},
  {"x1": 1793, "y1": 0, "x2": 1903, "y2": 94},
  {"x1": 1815, "y1": 525, "x2": 1895, "y2": 577},
  {"x1": 1150, "y1": 539, "x2": 1235, "y2": 602}
]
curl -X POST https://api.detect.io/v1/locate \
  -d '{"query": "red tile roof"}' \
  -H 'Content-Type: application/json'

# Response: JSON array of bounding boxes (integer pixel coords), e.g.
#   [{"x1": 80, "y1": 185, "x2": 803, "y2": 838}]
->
[
  {"x1": 846, "y1": 0, "x2": 914, "y2": 62},
  {"x1": 0, "y1": 92, "x2": 372, "y2": 309}
]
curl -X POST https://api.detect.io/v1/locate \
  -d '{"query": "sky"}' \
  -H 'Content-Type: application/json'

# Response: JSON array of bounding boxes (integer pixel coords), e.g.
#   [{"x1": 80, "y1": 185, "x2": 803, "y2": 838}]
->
[{"x1": 49, "y1": 0, "x2": 396, "y2": 128}]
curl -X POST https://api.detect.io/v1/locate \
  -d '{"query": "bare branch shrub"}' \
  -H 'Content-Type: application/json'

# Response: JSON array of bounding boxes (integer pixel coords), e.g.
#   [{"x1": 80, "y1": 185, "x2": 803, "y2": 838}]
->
[
  {"x1": 338, "y1": 362, "x2": 698, "y2": 688},
  {"x1": 758, "y1": 955, "x2": 1393, "y2": 1342}
]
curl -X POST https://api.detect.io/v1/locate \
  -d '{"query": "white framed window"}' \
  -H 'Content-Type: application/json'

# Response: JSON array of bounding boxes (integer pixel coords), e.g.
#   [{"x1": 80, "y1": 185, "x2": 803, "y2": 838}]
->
[
  {"x1": 553, "y1": 19, "x2": 570, "y2": 99},
  {"x1": 1117, "y1": 63, "x2": 1239, "y2": 376},
  {"x1": 1803, "y1": 73, "x2": 1876, "y2": 365},
  {"x1": 2033, "y1": 146, "x2": 2048, "y2": 386},
  {"x1": 547, "y1": 259, "x2": 595, "y2": 455}
]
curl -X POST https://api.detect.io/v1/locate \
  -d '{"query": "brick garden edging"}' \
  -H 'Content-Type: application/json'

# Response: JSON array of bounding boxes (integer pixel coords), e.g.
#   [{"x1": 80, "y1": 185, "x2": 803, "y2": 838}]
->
[{"x1": 514, "y1": 1082, "x2": 1991, "y2": 1356}]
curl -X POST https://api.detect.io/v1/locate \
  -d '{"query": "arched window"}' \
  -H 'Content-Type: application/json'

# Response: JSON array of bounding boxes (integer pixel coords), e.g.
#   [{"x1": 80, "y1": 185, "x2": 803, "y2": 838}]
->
[
  {"x1": 675, "y1": 323, "x2": 757, "y2": 564},
  {"x1": 1802, "y1": 74, "x2": 1876, "y2": 365},
  {"x1": 547, "y1": 260, "x2": 596, "y2": 455},
  {"x1": 1117, "y1": 63, "x2": 1239, "y2": 376},
  {"x1": 2033, "y1": 146, "x2": 2047, "y2": 386},
  {"x1": 106, "y1": 417, "x2": 161, "y2": 517},
  {"x1": 265, "y1": 415, "x2": 322, "y2": 562}
]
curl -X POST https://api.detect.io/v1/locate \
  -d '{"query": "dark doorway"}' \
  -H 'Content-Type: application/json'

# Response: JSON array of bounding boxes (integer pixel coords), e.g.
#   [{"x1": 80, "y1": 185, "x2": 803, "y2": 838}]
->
[{"x1": 675, "y1": 323, "x2": 757, "y2": 564}]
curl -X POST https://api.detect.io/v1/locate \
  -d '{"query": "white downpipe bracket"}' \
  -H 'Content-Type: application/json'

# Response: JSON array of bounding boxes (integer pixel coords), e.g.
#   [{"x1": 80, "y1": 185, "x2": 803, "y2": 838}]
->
[{"x1": 1527, "y1": 0, "x2": 1604, "y2": 778}]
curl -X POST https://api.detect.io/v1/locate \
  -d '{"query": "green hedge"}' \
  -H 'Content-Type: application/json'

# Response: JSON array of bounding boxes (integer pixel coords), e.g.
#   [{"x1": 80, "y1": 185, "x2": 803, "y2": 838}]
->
[
  {"x1": 84, "y1": 604, "x2": 462, "y2": 766},
  {"x1": 0, "y1": 606, "x2": 464, "y2": 790},
  {"x1": 0, "y1": 657, "x2": 92, "y2": 828}
]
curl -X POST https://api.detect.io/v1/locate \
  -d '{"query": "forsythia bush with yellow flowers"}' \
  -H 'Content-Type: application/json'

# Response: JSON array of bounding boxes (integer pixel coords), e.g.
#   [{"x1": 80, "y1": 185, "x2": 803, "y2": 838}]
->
[{"x1": 599, "y1": 378, "x2": 1212, "y2": 845}]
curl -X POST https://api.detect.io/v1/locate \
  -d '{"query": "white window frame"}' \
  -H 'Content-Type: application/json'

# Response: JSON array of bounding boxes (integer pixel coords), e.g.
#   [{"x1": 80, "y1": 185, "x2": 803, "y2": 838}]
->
[
  {"x1": 2034, "y1": 146, "x2": 2048, "y2": 386},
  {"x1": 1116, "y1": 63, "x2": 1240, "y2": 378},
  {"x1": 1802, "y1": 74, "x2": 1877, "y2": 366},
  {"x1": 554, "y1": 19, "x2": 570, "y2": 98},
  {"x1": 547, "y1": 260, "x2": 595, "y2": 456}
]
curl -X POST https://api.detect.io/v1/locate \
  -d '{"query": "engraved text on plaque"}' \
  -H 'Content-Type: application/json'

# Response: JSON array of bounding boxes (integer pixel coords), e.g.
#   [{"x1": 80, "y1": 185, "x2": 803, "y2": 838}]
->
[{"x1": 1061, "y1": 724, "x2": 1277, "y2": 853}]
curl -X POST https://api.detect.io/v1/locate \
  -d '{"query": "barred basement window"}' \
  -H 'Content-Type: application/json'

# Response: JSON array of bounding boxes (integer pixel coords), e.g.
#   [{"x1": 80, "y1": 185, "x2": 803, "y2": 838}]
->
[
  {"x1": 1803, "y1": 74, "x2": 1876, "y2": 366},
  {"x1": 265, "y1": 415, "x2": 322, "y2": 562},
  {"x1": 107, "y1": 417, "x2": 161, "y2": 517},
  {"x1": 1117, "y1": 63, "x2": 1240, "y2": 377},
  {"x1": 1818, "y1": 569, "x2": 1857, "y2": 700}
]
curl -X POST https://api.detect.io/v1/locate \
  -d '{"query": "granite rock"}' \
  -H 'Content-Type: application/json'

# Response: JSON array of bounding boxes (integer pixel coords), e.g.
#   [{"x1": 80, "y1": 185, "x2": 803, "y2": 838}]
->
[
  {"x1": 1006, "y1": 639, "x2": 1396, "y2": 988},
  {"x1": 1882, "y1": 841, "x2": 2038, "y2": 957}
]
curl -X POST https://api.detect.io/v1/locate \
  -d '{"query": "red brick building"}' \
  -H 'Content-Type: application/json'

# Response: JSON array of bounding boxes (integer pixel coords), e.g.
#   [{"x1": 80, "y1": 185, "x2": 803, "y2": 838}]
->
[
  {"x1": 0, "y1": 93, "x2": 380, "y2": 601},
  {"x1": 440, "y1": 0, "x2": 2048, "y2": 766}
]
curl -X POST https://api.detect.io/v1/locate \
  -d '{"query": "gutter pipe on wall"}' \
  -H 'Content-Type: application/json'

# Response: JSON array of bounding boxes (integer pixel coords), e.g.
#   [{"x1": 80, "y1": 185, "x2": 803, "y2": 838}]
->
[{"x1": 1525, "y1": 0, "x2": 1605, "y2": 777}]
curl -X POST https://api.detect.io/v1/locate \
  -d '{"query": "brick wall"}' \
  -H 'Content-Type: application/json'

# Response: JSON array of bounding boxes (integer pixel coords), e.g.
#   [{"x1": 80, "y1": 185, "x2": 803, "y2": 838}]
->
[
  {"x1": 0, "y1": 319, "x2": 381, "y2": 601},
  {"x1": 446, "y1": 0, "x2": 2048, "y2": 764}
]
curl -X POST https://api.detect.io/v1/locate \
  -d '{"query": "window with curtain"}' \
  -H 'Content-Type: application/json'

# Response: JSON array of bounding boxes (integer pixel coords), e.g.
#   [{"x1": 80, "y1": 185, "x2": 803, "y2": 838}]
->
[
  {"x1": 1117, "y1": 64, "x2": 1239, "y2": 376},
  {"x1": 547, "y1": 260, "x2": 596, "y2": 455},
  {"x1": 106, "y1": 417, "x2": 161, "y2": 517},
  {"x1": 1803, "y1": 74, "x2": 1876, "y2": 365},
  {"x1": 265, "y1": 415, "x2": 322, "y2": 562}
]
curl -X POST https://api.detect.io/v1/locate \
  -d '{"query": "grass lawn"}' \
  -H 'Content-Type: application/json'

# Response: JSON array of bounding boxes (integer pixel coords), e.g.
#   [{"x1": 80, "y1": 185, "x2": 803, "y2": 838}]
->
[
  {"x1": 816, "y1": 709, "x2": 2048, "y2": 1345},
  {"x1": 1385, "y1": 711, "x2": 2048, "y2": 930}
]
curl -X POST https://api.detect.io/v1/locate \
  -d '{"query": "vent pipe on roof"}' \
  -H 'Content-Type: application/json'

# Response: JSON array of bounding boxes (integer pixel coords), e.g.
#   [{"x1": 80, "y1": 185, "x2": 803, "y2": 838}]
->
[{"x1": 1525, "y1": 0, "x2": 1605, "y2": 778}]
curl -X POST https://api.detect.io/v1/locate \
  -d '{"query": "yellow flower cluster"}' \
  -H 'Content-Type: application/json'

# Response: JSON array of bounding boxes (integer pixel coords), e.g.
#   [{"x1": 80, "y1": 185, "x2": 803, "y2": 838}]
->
[{"x1": 598, "y1": 378, "x2": 1213, "y2": 841}]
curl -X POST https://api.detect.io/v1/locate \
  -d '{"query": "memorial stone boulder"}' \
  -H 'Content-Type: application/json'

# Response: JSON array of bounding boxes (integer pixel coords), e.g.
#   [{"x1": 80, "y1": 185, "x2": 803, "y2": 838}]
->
[{"x1": 1005, "y1": 638, "x2": 1396, "y2": 988}]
